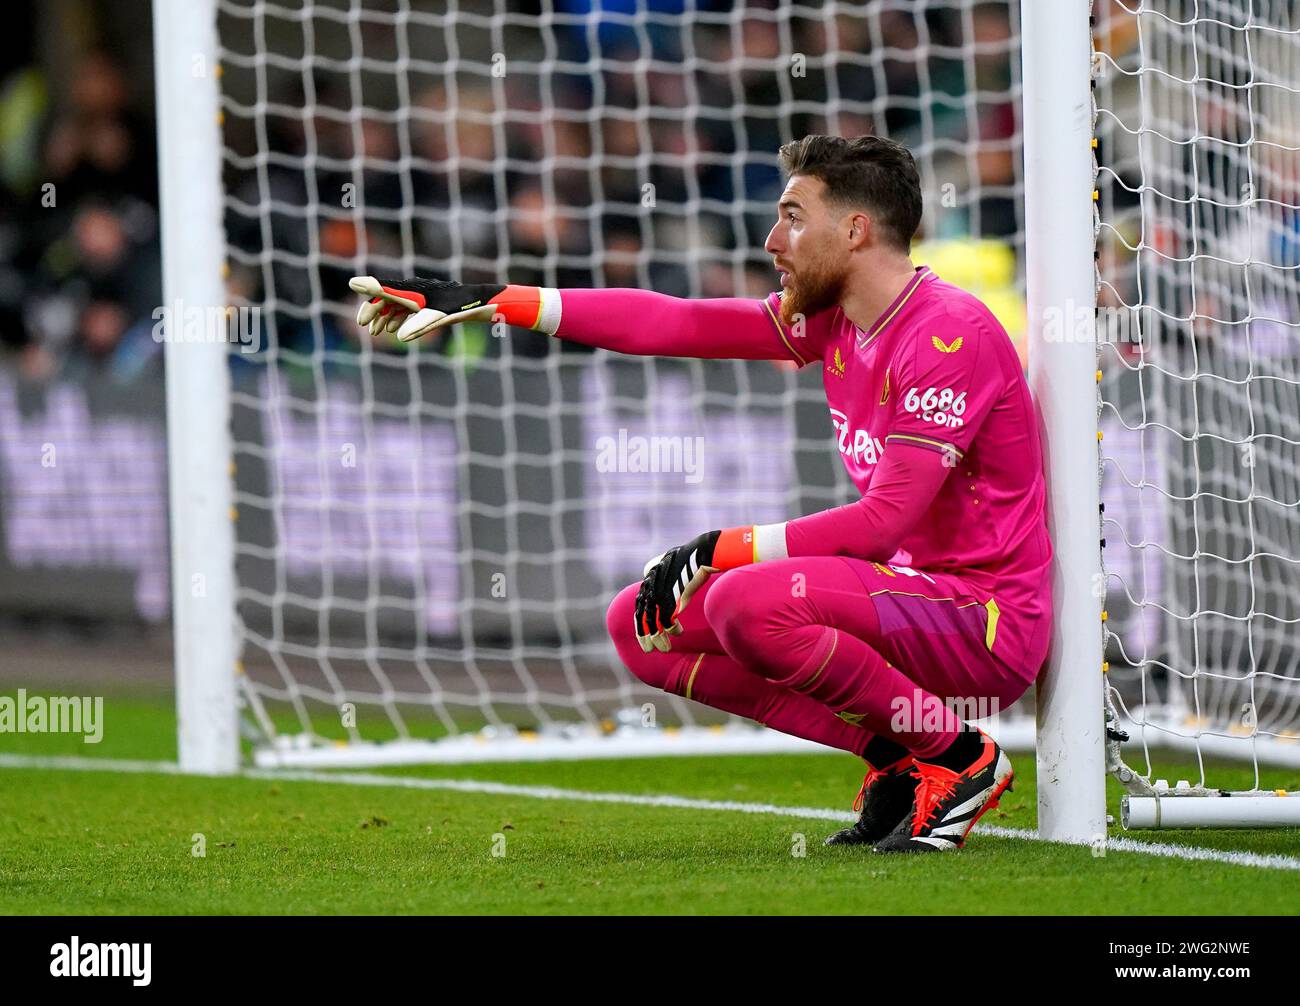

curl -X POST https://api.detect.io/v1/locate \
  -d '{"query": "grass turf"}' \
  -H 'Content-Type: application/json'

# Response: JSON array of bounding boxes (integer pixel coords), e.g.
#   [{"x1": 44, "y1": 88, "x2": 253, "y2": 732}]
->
[{"x1": 1, "y1": 692, "x2": 1297, "y2": 915}]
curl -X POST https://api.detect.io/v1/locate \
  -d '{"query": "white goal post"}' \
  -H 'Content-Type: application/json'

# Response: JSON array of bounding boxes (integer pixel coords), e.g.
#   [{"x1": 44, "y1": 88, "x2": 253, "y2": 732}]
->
[
  {"x1": 155, "y1": 0, "x2": 1300, "y2": 833},
  {"x1": 1022, "y1": 0, "x2": 1107, "y2": 843},
  {"x1": 154, "y1": 0, "x2": 239, "y2": 775}
]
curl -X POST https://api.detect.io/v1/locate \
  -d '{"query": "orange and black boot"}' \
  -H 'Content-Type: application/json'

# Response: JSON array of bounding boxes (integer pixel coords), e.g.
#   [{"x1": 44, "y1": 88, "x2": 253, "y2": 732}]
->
[
  {"x1": 872, "y1": 728, "x2": 1013, "y2": 853},
  {"x1": 823, "y1": 753, "x2": 918, "y2": 846}
]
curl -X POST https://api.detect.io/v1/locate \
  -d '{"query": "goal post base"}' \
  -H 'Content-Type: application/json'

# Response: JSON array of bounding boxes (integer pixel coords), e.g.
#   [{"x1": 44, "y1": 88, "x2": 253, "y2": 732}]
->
[{"x1": 1123, "y1": 793, "x2": 1300, "y2": 830}]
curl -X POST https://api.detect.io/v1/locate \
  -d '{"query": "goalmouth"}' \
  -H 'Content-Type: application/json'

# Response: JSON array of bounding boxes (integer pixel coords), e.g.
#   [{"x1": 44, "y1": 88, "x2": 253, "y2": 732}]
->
[{"x1": 156, "y1": 0, "x2": 1300, "y2": 833}]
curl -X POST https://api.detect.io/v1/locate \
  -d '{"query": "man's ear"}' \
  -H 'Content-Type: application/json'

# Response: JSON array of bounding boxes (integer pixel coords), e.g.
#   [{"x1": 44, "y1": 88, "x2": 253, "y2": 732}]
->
[{"x1": 845, "y1": 211, "x2": 873, "y2": 250}]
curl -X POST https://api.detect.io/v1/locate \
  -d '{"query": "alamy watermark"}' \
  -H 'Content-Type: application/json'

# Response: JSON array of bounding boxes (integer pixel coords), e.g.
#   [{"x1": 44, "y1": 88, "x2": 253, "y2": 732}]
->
[
  {"x1": 889, "y1": 688, "x2": 1000, "y2": 734},
  {"x1": 152, "y1": 299, "x2": 262, "y2": 353},
  {"x1": 594, "y1": 428, "x2": 705, "y2": 485},
  {"x1": 1042, "y1": 299, "x2": 1149, "y2": 345},
  {"x1": 0, "y1": 689, "x2": 103, "y2": 743},
  {"x1": 50, "y1": 938, "x2": 150, "y2": 985}
]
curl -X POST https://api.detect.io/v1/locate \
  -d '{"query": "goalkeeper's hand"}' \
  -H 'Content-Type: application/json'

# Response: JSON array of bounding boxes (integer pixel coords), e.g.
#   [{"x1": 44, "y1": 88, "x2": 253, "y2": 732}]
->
[
  {"x1": 634, "y1": 526, "x2": 760, "y2": 653},
  {"x1": 349, "y1": 276, "x2": 546, "y2": 343}
]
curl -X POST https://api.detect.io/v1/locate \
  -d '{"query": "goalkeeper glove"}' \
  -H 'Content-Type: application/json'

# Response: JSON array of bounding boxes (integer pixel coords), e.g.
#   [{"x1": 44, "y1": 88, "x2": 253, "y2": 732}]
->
[
  {"x1": 349, "y1": 276, "x2": 557, "y2": 343},
  {"x1": 634, "y1": 526, "x2": 761, "y2": 654}
]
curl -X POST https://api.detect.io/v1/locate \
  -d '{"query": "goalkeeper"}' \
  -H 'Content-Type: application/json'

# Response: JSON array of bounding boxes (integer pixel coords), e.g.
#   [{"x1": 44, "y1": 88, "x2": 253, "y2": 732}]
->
[{"x1": 350, "y1": 135, "x2": 1052, "y2": 854}]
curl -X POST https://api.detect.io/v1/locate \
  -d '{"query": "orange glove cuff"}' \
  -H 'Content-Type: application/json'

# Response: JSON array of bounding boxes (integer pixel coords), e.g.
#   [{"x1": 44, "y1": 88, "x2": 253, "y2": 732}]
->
[
  {"x1": 486, "y1": 285, "x2": 544, "y2": 328},
  {"x1": 711, "y1": 526, "x2": 757, "y2": 570}
]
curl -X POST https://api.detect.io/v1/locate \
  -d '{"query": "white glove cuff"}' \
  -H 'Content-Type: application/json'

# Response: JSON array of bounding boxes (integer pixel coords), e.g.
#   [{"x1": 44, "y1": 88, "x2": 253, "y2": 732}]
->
[
  {"x1": 536, "y1": 287, "x2": 563, "y2": 335},
  {"x1": 753, "y1": 522, "x2": 788, "y2": 562}
]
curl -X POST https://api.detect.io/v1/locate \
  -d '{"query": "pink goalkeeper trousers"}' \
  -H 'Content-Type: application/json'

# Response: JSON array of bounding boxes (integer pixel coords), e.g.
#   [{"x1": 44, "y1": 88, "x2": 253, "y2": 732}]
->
[{"x1": 606, "y1": 556, "x2": 1041, "y2": 762}]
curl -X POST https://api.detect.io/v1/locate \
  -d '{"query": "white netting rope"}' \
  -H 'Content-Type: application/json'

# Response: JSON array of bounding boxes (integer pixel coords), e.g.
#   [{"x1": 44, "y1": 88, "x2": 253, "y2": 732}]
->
[{"x1": 1095, "y1": 0, "x2": 1300, "y2": 786}]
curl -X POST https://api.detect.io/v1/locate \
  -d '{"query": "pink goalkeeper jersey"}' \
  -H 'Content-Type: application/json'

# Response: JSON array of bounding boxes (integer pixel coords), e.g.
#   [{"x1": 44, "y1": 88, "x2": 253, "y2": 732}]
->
[{"x1": 764, "y1": 266, "x2": 1053, "y2": 662}]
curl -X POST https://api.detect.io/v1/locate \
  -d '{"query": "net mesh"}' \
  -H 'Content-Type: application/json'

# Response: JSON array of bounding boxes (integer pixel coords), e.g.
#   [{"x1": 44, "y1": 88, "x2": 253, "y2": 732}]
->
[
  {"x1": 210, "y1": 0, "x2": 1076, "y2": 764},
  {"x1": 1094, "y1": 0, "x2": 1300, "y2": 787},
  {"x1": 214, "y1": 0, "x2": 1026, "y2": 754}
]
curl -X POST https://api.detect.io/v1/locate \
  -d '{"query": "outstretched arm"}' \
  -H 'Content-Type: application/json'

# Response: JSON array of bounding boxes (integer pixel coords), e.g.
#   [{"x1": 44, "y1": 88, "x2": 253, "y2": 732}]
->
[
  {"x1": 553, "y1": 288, "x2": 810, "y2": 362},
  {"x1": 349, "y1": 276, "x2": 822, "y2": 364}
]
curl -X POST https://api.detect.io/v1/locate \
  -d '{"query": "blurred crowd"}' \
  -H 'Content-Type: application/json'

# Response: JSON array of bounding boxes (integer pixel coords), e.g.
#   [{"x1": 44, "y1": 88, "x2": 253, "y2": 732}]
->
[
  {"x1": 221, "y1": 2, "x2": 1020, "y2": 362},
  {"x1": 1, "y1": 2, "x2": 1024, "y2": 380},
  {"x1": 0, "y1": 50, "x2": 163, "y2": 384}
]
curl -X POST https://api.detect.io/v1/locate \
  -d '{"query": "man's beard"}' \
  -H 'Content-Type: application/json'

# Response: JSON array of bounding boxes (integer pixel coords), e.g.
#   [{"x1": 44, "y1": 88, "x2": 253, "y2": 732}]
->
[{"x1": 779, "y1": 255, "x2": 848, "y2": 327}]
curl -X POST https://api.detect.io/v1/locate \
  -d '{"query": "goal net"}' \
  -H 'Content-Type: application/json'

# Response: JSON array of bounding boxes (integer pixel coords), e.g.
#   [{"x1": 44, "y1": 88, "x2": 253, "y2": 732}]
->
[
  {"x1": 1093, "y1": 0, "x2": 1300, "y2": 822},
  {"x1": 210, "y1": 0, "x2": 1030, "y2": 766},
  {"x1": 172, "y1": 0, "x2": 1299, "y2": 817}
]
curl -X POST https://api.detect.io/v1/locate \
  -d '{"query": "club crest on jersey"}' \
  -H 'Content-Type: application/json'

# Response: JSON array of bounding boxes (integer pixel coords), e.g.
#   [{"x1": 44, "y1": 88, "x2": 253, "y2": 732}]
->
[
  {"x1": 879, "y1": 368, "x2": 891, "y2": 405},
  {"x1": 932, "y1": 335, "x2": 963, "y2": 353},
  {"x1": 828, "y1": 347, "x2": 846, "y2": 378}
]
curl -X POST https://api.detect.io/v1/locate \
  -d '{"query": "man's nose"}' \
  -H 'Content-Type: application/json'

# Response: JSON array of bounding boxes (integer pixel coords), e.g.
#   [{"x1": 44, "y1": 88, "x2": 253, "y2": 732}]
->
[{"x1": 764, "y1": 222, "x2": 782, "y2": 255}]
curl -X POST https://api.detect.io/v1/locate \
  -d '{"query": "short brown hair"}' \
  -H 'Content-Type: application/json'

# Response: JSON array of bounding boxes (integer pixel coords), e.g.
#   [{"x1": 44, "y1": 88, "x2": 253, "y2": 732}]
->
[{"x1": 777, "y1": 135, "x2": 922, "y2": 251}]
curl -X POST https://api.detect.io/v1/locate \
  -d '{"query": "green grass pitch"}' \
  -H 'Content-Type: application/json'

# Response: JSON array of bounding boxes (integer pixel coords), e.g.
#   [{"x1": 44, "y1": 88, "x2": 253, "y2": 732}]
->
[{"x1": 1, "y1": 692, "x2": 1297, "y2": 915}]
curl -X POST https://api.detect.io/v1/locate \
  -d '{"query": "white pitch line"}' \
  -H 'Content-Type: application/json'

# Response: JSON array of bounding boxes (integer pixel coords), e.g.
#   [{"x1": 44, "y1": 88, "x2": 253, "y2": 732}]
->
[
  {"x1": 0, "y1": 753, "x2": 186, "y2": 774},
  {"x1": 3, "y1": 753, "x2": 1299, "y2": 872},
  {"x1": 246, "y1": 766, "x2": 855, "y2": 821}
]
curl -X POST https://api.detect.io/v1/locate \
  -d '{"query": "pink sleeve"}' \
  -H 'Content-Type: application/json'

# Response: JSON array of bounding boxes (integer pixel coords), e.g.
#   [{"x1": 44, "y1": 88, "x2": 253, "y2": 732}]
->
[
  {"x1": 553, "y1": 288, "x2": 828, "y2": 365},
  {"x1": 783, "y1": 442, "x2": 950, "y2": 562}
]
